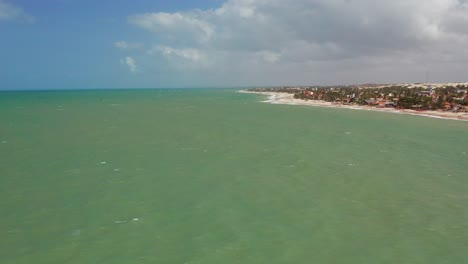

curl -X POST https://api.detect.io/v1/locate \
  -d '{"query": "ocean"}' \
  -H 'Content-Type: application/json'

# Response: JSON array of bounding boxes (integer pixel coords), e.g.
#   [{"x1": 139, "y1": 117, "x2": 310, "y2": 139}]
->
[{"x1": 1, "y1": 89, "x2": 467, "y2": 263}]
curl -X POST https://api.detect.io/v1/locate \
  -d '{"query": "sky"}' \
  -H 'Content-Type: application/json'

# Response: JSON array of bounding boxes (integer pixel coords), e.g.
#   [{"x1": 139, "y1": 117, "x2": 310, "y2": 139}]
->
[{"x1": 1, "y1": 0, "x2": 468, "y2": 90}]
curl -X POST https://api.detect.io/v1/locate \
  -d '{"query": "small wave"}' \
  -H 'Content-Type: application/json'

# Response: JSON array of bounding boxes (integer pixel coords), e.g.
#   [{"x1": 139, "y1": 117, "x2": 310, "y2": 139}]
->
[
  {"x1": 65, "y1": 169, "x2": 81, "y2": 174},
  {"x1": 180, "y1": 147, "x2": 195, "y2": 151},
  {"x1": 448, "y1": 194, "x2": 468, "y2": 199}
]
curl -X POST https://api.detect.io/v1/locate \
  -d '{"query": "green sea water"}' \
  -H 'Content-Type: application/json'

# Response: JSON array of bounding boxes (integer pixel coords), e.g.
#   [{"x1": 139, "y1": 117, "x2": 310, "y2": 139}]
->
[{"x1": 0, "y1": 89, "x2": 467, "y2": 264}]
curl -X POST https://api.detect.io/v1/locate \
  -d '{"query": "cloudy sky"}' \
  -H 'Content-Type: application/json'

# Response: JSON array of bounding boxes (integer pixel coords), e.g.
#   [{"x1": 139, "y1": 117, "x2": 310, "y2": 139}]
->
[{"x1": 1, "y1": 0, "x2": 468, "y2": 89}]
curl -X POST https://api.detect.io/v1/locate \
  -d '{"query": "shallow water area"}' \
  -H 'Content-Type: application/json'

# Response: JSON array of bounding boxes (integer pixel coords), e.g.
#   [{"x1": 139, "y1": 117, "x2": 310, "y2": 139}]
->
[{"x1": 0, "y1": 89, "x2": 467, "y2": 264}]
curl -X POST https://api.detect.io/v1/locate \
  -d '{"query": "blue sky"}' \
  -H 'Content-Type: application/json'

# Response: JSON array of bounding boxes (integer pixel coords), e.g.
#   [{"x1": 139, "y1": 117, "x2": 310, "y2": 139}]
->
[
  {"x1": 0, "y1": 0, "x2": 222, "y2": 89},
  {"x1": 1, "y1": 0, "x2": 468, "y2": 90}
]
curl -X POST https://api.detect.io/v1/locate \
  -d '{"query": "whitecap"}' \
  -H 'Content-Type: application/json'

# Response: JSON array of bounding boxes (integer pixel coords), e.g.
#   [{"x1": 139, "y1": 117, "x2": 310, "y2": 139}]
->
[
  {"x1": 180, "y1": 147, "x2": 195, "y2": 151},
  {"x1": 66, "y1": 169, "x2": 81, "y2": 174},
  {"x1": 72, "y1": 229, "x2": 81, "y2": 236}
]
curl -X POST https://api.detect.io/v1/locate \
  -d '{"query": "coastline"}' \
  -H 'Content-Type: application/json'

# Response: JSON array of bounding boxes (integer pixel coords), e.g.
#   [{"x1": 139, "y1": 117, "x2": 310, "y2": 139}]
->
[{"x1": 240, "y1": 90, "x2": 468, "y2": 122}]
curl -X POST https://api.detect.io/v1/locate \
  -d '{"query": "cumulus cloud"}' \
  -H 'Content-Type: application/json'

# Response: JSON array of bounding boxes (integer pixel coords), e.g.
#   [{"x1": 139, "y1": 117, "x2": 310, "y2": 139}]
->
[
  {"x1": 0, "y1": 0, "x2": 34, "y2": 23},
  {"x1": 126, "y1": 0, "x2": 468, "y2": 85},
  {"x1": 121, "y1": 56, "x2": 137, "y2": 72},
  {"x1": 129, "y1": 12, "x2": 215, "y2": 43}
]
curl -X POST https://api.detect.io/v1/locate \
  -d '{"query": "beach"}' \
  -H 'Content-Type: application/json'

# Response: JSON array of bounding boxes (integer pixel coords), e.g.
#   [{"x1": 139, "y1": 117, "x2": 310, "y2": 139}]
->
[{"x1": 241, "y1": 90, "x2": 468, "y2": 121}]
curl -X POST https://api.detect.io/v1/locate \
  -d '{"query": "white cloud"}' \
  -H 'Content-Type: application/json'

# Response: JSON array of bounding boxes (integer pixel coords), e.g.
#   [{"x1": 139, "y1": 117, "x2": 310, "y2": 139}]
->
[
  {"x1": 114, "y1": 41, "x2": 143, "y2": 49},
  {"x1": 256, "y1": 50, "x2": 281, "y2": 63},
  {"x1": 121, "y1": 56, "x2": 137, "y2": 72},
  {"x1": 0, "y1": 0, "x2": 34, "y2": 23},
  {"x1": 115, "y1": 41, "x2": 130, "y2": 49},
  {"x1": 125, "y1": 0, "x2": 468, "y2": 86},
  {"x1": 128, "y1": 12, "x2": 215, "y2": 43},
  {"x1": 150, "y1": 46, "x2": 204, "y2": 62}
]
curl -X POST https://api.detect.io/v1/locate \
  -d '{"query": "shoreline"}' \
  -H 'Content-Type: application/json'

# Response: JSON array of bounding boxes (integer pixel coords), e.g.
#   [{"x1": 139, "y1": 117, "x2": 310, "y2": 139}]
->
[{"x1": 240, "y1": 90, "x2": 468, "y2": 122}]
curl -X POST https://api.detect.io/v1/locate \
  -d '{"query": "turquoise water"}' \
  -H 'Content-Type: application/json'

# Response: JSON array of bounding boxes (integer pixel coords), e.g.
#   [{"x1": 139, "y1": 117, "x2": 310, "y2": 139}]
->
[{"x1": 0, "y1": 89, "x2": 467, "y2": 264}]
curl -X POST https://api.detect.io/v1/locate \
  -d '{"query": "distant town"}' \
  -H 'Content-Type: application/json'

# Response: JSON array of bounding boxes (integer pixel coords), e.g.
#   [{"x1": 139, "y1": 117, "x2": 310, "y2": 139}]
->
[{"x1": 248, "y1": 83, "x2": 468, "y2": 112}]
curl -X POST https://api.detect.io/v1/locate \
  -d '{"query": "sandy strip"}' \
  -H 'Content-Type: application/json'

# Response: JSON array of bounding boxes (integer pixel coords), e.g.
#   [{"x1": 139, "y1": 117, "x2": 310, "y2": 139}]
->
[{"x1": 240, "y1": 90, "x2": 468, "y2": 122}]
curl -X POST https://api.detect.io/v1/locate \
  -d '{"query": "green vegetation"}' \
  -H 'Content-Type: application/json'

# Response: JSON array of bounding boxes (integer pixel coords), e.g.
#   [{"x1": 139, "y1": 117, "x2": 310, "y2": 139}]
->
[{"x1": 250, "y1": 84, "x2": 468, "y2": 112}]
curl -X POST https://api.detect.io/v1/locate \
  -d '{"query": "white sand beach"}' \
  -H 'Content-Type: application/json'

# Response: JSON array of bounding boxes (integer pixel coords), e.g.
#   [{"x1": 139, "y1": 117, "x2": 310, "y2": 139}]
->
[{"x1": 240, "y1": 90, "x2": 468, "y2": 122}]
